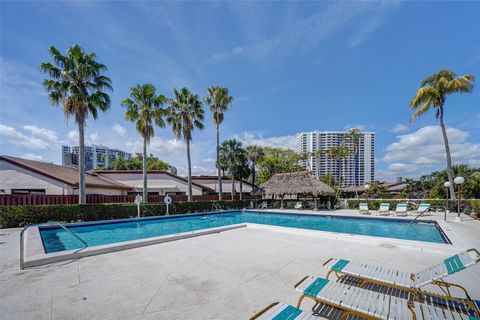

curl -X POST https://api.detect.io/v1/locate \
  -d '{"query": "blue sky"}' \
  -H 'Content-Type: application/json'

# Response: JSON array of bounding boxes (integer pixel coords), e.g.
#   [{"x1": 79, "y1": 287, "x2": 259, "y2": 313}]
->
[{"x1": 1, "y1": 1, "x2": 479, "y2": 179}]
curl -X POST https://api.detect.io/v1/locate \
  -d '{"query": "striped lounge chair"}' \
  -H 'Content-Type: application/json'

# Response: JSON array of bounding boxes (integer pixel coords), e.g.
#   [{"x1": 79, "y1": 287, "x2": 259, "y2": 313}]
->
[
  {"x1": 295, "y1": 275, "x2": 479, "y2": 319},
  {"x1": 412, "y1": 203, "x2": 432, "y2": 216},
  {"x1": 250, "y1": 302, "x2": 328, "y2": 320},
  {"x1": 359, "y1": 203, "x2": 370, "y2": 214},
  {"x1": 323, "y1": 248, "x2": 480, "y2": 304},
  {"x1": 394, "y1": 203, "x2": 408, "y2": 216},
  {"x1": 378, "y1": 203, "x2": 391, "y2": 216}
]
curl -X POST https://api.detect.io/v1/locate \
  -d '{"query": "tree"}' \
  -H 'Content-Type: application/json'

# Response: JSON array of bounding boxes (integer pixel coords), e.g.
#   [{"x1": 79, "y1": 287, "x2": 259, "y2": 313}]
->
[
  {"x1": 204, "y1": 86, "x2": 233, "y2": 201},
  {"x1": 220, "y1": 139, "x2": 247, "y2": 200},
  {"x1": 106, "y1": 155, "x2": 174, "y2": 171},
  {"x1": 256, "y1": 147, "x2": 303, "y2": 184},
  {"x1": 324, "y1": 146, "x2": 350, "y2": 187},
  {"x1": 40, "y1": 45, "x2": 112, "y2": 204},
  {"x1": 246, "y1": 145, "x2": 264, "y2": 186},
  {"x1": 346, "y1": 128, "x2": 361, "y2": 156},
  {"x1": 167, "y1": 87, "x2": 204, "y2": 201},
  {"x1": 366, "y1": 181, "x2": 386, "y2": 198},
  {"x1": 410, "y1": 69, "x2": 474, "y2": 200},
  {"x1": 122, "y1": 84, "x2": 166, "y2": 202}
]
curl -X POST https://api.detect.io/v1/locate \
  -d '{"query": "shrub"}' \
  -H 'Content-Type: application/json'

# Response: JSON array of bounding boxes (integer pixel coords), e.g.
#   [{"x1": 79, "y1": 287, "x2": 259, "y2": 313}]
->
[
  {"x1": 0, "y1": 200, "x2": 248, "y2": 228},
  {"x1": 471, "y1": 199, "x2": 480, "y2": 216}
]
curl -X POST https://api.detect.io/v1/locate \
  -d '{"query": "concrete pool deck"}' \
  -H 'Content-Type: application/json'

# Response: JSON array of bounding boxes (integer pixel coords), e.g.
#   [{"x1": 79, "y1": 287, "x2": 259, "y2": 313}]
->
[{"x1": 1, "y1": 209, "x2": 479, "y2": 319}]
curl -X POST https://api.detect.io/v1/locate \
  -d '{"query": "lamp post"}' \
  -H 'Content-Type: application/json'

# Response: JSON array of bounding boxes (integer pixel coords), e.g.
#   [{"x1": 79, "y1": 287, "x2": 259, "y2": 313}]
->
[
  {"x1": 443, "y1": 181, "x2": 451, "y2": 221},
  {"x1": 453, "y1": 176, "x2": 465, "y2": 220},
  {"x1": 364, "y1": 184, "x2": 370, "y2": 201}
]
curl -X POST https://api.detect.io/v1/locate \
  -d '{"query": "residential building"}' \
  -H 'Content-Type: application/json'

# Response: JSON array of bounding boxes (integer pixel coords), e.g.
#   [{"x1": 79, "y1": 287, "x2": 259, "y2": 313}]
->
[
  {"x1": 297, "y1": 129, "x2": 375, "y2": 186},
  {"x1": 0, "y1": 156, "x2": 252, "y2": 197},
  {"x1": 0, "y1": 156, "x2": 130, "y2": 195},
  {"x1": 96, "y1": 170, "x2": 214, "y2": 196},
  {"x1": 191, "y1": 175, "x2": 254, "y2": 196},
  {"x1": 62, "y1": 145, "x2": 132, "y2": 171}
]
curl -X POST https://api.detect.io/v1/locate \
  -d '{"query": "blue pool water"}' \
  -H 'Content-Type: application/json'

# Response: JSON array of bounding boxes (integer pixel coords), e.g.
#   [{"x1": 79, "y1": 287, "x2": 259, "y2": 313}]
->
[{"x1": 39, "y1": 211, "x2": 449, "y2": 253}]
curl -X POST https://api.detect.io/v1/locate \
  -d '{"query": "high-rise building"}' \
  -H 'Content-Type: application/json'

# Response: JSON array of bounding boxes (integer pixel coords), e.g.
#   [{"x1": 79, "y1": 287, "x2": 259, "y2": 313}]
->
[
  {"x1": 62, "y1": 145, "x2": 132, "y2": 171},
  {"x1": 297, "y1": 129, "x2": 375, "y2": 186}
]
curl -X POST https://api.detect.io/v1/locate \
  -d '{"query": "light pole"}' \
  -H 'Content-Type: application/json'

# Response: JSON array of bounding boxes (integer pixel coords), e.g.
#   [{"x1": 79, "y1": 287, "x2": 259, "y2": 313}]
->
[
  {"x1": 454, "y1": 176, "x2": 464, "y2": 220},
  {"x1": 443, "y1": 181, "x2": 451, "y2": 221},
  {"x1": 364, "y1": 184, "x2": 370, "y2": 201}
]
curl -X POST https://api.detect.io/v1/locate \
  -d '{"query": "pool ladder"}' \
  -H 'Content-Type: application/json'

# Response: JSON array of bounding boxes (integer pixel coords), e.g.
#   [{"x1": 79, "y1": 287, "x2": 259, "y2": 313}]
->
[
  {"x1": 20, "y1": 221, "x2": 88, "y2": 270},
  {"x1": 212, "y1": 203, "x2": 224, "y2": 212}
]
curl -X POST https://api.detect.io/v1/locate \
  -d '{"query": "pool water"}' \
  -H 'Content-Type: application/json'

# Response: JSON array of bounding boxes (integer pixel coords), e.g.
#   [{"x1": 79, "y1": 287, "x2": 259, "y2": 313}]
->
[{"x1": 39, "y1": 211, "x2": 449, "y2": 253}]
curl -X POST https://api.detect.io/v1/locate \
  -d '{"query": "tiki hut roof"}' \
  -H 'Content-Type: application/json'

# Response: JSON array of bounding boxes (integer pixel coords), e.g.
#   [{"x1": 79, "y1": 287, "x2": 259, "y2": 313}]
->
[{"x1": 261, "y1": 171, "x2": 335, "y2": 196}]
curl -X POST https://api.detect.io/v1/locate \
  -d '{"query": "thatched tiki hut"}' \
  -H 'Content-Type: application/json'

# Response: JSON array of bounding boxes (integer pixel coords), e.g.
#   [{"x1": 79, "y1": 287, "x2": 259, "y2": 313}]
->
[{"x1": 261, "y1": 171, "x2": 335, "y2": 210}]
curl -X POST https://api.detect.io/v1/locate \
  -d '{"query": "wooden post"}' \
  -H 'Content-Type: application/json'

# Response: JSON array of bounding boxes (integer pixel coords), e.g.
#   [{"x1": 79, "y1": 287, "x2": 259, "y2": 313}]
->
[
  {"x1": 314, "y1": 195, "x2": 318, "y2": 211},
  {"x1": 280, "y1": 194, "x2": 284, "y2": 209}
]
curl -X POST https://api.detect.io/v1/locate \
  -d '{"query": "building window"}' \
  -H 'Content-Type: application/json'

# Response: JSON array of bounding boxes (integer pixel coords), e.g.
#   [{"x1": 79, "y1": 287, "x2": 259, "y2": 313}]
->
[{"x1": 11, "y1": 189, "x2": 46, "y2": 195}]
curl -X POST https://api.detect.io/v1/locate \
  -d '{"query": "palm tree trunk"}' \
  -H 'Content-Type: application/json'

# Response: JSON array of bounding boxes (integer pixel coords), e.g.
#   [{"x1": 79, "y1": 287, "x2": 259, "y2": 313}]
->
[
  {"x1": 239, "y1": 179, "x2": 243, "y2": 200},
  {"x1": 231, "y1": 175, "x2": 235, "y2": 200},
  {"x1": 216, "y1": 123, "x2": 223, "y2": 201},
  {"x1": 78, "y1": 120, "x2": 86, "y2": 204},
  {"x1": 251, "y1": 163, "x2": 256, "y2": 187},
  {"x1": 439, "y1": 106, "x2": 456, "y2": 201},
  {"x1": 142, "y1": 136, "x2": 148, "y2": 203},
  {"x1": 186, "y1": 139, "x2": 193, "y2": 202}
]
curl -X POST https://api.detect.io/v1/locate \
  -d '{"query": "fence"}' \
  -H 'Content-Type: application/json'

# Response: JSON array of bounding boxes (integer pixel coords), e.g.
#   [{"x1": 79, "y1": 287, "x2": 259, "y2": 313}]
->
[{"x1": 0, "y1": 194, "x2": 247, "y2": 206}]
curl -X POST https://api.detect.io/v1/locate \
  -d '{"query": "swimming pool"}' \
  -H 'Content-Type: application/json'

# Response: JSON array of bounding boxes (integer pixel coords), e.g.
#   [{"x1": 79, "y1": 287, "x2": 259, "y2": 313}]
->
[{"x1": 39, "y1": 211, "x2": 449, "y2": 253}]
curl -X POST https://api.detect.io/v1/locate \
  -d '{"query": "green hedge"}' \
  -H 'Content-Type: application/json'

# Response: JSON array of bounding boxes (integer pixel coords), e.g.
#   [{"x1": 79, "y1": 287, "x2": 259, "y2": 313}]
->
[
  {"x1": 347, "y1": 199, "x2": 479, "y2": 215},
  {"x1": 0, "y1": 200, "x2": 248, "y2": 228}
]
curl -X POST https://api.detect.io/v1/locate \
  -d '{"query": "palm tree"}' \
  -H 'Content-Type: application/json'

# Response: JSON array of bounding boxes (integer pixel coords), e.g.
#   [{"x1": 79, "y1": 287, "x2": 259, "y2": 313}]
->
[
  {"x1": 410, "y1": 69, "x2": 474, "y2": 200},
  {"x1": 346, "y1": 128, "x2": 361, "y2": 186},
  {"x1": 167, "y1": 87, "x2": 205, "y2": 201},
  {"x1": 204, "y1": 86, "x2": 233, "y2": 201},
  {"x1": 122, "y1": 84, "x2": 166, "y2": 203},
  {"x1": 325, "y1": 146, "x2": 350, "y2": 188},
  {"x1": 220, "y1": 139, "x2": 246, "y2": 200},
  {"x1": 40, "y1": 45, "x2": 112, "y2": 204},
  {"x1": 246, "y1": 145, "x2": 264, "y2": 187}
]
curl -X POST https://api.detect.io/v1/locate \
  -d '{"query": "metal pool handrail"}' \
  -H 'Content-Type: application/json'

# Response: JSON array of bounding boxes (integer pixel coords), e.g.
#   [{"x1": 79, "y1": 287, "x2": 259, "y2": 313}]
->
[
  {"x1": 212, "y1": 203, "x2": 224, "y2": 211},
  {"x1": 20, "y1": 221, "x2": 88, "y2": 270}
]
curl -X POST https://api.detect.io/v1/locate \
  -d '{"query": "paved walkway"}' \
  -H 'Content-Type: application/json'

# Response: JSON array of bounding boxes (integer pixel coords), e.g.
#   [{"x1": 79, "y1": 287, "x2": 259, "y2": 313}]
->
[{"x1": 1, "y1": 210, "x2": 479, "y2": 319}]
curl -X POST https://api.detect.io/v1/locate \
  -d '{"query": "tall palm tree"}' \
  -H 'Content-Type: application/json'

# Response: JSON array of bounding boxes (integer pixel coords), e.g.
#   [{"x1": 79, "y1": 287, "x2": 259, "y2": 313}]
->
[
  {"x1": 204, "y1": 86, "x2": 233, "y2": 201},
  {"x1": 246, "y1": 145, "x2": 264, "y2": 187},
  {"x1": 40, "y1": 45, "x2": 112, "y2": 204},
  {"x1": 220, "y1": 139, "x2": 246, "y2": 200},
  {"x1": 122, "y1": 84, "x2": 166, "y2": 203},
  {"x1": 167, "y1": 87, "x2": 205, "y2": 201},
  {"x1": 410, "y1": 69, "x2": 474, "y2": 200},
  {"x1": 325, "y1": 146, "x2": 350, "y2": 188},
  {"x1": 346, "y1": 128, "x2": 361, "y2": 186}
]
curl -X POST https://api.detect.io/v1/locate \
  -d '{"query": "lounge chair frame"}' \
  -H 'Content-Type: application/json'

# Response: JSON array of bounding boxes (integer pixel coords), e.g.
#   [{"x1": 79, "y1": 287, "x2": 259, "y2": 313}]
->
[
  {"x1": 322, "y1": 248, "x2": 480, "y2": 317},
  {"x1": 294, "y1": 276, "x2": 417, "y2": 320}
]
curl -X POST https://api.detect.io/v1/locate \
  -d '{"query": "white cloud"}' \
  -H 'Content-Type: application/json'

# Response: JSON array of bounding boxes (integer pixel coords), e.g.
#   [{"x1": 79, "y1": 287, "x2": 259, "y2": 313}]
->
[
  {"x1": 89, "y1": 131, "x2": 100, "y2": 144},
  {"x1": 380, "y1": 126, "x2": 480, "y2": 178},
  {"x1": 211, "y1": 1, "x2": 399, "y2": 62},
  {"x1": 125, "y1": 136, "x2": 184, "y2": 156},
  {"x1": 22, "y1": 153, "x2": 43, "y2": 161},
  {"x1": 389, "y1": 123, "x2": 410, "y2": 133},
  {"x1": 67, "y1": 130, "x2": 78, "y2": 143},
  {"x1": 232, "y1": 132, "x2": 298, "y2": 150},
  {"x1": 177, "y1": 165, "x2": 216, "y2": 176},
  {"x1": 23, "y1": 125, "x2": 61, "y2": 143},
  {"x1": 344, "y1": 124, "x2": 368, "y2": 131},
  {"x1": 348, "y1": 1, "x2": 400, "y2": 48},
  {"x1": 0, "y1": 124, "x2": 56, "y2": 150},
  {"x1": 112, "y1": 124, "x2": 127, "y2": 137}
]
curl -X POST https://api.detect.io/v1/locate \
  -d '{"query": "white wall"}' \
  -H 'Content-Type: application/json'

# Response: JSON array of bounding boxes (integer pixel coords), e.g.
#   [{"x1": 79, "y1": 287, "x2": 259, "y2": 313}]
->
[
  {"x1": 98, "y1": 172, "x2": 204, "y2": 195},
  {"x1": 0, "y1": 160, "x2": 72, "y2": 194},
  {"x1": 193, "y1": 178, "x2": 253, "y2": 194},
  {"x1": 71, "y1": 187, "x2": 126, "y2": 196}
]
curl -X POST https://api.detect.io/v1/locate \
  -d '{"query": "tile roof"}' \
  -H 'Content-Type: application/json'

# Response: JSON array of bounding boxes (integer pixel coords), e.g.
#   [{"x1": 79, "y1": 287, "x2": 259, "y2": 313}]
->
[{"x1": 1, "y1": 156, "x2": 131, "y2": 190}]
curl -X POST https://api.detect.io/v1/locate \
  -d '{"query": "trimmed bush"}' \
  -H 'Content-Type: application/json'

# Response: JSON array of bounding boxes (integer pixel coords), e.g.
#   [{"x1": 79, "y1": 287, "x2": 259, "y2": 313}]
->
[{"x1": 0, "y1": 200, "x2": 248, "y2": 228}]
